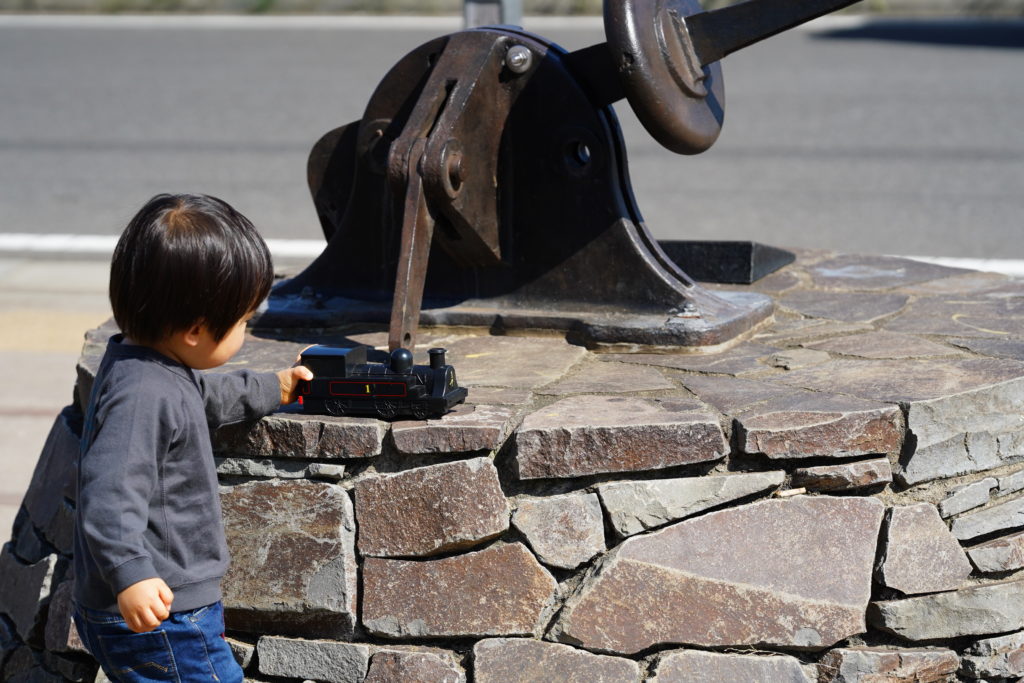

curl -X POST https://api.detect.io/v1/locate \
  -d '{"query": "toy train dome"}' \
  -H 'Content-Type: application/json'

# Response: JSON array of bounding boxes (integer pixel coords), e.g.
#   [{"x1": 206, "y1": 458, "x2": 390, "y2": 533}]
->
[{"x1": 296, "y1": 344, "x2": 467, "y2": 420}]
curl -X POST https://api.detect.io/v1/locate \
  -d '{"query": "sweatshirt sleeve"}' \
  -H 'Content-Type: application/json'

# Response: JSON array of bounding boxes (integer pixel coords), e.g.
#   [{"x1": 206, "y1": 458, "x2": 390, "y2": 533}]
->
[
  {"x1": 197, "y1": 369, "x2": 281, "y2": 429},
  {"x1": 78, "y1": 387, "x2": 168, "y2": 595}
]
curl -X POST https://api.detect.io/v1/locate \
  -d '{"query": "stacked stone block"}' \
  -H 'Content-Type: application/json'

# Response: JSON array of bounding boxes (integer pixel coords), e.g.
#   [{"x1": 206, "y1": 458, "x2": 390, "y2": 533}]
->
[{"x1": 4, "y1": 252, "x2": 1024, "y2": 681}]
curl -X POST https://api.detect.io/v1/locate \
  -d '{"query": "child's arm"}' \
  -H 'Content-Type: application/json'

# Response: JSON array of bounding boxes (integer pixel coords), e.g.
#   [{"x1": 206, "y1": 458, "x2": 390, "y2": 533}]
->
[
  {"x1": 198, "y1": 366, "x2": 313, "y2": 427},
  {"x1": 117, "y1": 577, "x2": 174, "y2": 633}
]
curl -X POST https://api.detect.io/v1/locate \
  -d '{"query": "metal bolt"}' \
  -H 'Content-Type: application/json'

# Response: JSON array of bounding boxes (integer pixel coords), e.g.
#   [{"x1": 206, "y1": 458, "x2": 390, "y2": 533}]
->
[
  {"x1": 506, "y1": 45, "x2": 533, "y2": 74},
  {"x1": 678, "y1": 302, "x2": 701, "y2": 318}
]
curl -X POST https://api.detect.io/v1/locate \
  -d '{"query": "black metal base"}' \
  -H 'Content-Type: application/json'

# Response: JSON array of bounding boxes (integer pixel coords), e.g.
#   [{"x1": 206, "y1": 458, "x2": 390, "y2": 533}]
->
[
  {"x1": 259, "y1": 287, "x2": 772, "y2": 349},
  {"x1": 265, "y1": 28, "x2": 780, "y2": 349},
  {"x1": 658, "y1": 241, "x2": 795, "y2": 284}
]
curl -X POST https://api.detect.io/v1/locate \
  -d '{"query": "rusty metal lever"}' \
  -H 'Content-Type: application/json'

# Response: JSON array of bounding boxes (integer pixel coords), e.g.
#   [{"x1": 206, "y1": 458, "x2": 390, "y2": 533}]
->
[{"x1": 388, "y1": 138, "x2": 435, "y2": 351}]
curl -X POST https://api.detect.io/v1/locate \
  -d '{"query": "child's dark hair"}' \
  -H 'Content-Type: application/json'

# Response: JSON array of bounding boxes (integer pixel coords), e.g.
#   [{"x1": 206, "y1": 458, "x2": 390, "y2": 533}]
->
[{"x1": 110, "y1": 194, "x2": 274, "y2": 344}]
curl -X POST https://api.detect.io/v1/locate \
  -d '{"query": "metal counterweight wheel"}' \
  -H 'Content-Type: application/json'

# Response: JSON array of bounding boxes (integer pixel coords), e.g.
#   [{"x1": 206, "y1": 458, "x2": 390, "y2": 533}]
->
[
  {"x1": 326, "y1": 400, "x2": 347, "y2": 416},
  {"x1": 412, "y1": 403, "x2": 429, "y2": 420}
]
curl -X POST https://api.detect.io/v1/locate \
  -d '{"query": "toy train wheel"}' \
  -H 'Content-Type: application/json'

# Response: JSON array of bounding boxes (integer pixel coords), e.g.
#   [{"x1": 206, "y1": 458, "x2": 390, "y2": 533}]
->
[
  {"x1": 376, "y1": 400, "x2": 399, "y2": 419},
  {"x1": 412, "y1": 403, "x2": 429, "y2": 420},
  {"x1": 326, "y1": 400, "x2": 347, "y2": 416}
]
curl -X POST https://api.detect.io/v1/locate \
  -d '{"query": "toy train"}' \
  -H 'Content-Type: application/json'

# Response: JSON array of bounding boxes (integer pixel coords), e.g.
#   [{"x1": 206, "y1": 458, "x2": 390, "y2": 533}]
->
[{"x1": 296, "y1": 345, "x2": 468, "y2": 420}]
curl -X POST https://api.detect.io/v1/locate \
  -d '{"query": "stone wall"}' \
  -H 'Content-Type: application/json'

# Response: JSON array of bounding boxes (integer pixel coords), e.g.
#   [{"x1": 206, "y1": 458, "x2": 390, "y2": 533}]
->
[{"x1": 3, "y1": 251, "x2": 1024, "y2": 681}]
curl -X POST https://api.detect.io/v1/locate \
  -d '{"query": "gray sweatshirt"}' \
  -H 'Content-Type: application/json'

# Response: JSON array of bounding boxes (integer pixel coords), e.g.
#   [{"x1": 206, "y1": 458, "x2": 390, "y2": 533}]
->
[{"x1": 73, "y1": 335, "x2": 280, "y2": 613}]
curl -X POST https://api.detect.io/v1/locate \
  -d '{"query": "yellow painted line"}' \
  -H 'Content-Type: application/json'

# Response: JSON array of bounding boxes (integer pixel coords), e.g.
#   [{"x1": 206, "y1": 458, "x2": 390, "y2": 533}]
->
[{"x1": 0, "y1": 310, "x2": 105, "y2": 353}]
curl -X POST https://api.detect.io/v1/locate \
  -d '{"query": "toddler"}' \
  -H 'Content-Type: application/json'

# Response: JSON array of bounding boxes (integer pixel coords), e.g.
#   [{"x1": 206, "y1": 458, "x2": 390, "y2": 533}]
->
[{"x1": 72, "y1": 193, "x2": 312, "y2": 682}]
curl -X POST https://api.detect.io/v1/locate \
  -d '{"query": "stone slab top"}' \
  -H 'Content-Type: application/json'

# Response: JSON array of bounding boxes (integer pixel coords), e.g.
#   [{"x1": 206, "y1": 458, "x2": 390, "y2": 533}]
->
[{"x1": 74, "y1": 252, "x2": 1024, "y2": 487}]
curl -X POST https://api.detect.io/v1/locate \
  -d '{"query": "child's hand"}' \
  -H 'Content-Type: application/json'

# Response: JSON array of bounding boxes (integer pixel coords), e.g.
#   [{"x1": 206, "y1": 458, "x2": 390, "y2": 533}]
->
[
  {"x1": 277, "y1": 365, "x2": 314, "y2": 405},
  {"x1": 117, "y1": 578, "x2": 174, "y2": 633}
]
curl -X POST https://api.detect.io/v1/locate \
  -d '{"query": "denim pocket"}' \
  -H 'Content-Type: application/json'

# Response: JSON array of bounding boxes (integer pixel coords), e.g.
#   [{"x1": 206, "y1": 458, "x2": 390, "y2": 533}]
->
[{"x1": 98, "y1": 629, "x2": 178, "y2": 681}]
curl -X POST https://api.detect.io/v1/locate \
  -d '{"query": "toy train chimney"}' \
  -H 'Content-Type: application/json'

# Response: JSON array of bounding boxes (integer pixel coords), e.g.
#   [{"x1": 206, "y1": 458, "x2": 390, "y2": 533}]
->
[{"x1": 429, "y1": 348, "x2": 447, "y2": 370}]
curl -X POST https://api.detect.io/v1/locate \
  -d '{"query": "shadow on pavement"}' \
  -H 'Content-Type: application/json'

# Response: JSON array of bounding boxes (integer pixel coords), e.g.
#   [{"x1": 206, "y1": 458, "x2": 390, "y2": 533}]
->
[{"x1": 813, "y1": 18, "x2": 1024, "y2": 49}]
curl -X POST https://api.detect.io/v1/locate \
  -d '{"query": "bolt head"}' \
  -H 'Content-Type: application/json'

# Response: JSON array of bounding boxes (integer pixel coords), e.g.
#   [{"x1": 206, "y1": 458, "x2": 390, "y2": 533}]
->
[{"x1": 506, "y1": 45, "x2": 533, "y2": 74}]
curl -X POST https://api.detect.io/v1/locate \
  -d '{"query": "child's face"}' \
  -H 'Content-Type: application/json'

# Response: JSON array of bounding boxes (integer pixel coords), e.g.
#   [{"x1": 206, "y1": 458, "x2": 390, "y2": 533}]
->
[
  {"x1": 189, "y1": 314, "x2": 251, "y2": 370},
  {"x1": 191, "y1": 313, "x2": 256, "y2": 370},
  {"x1": 156, "y1": 311, "x2": 253, "y2": 370}
]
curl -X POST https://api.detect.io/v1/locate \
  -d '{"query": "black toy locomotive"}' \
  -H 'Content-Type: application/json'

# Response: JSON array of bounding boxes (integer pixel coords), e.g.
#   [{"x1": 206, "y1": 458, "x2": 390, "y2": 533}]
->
[{"x1": 296, "y1": 345, "x2": 467, "y2": 420}]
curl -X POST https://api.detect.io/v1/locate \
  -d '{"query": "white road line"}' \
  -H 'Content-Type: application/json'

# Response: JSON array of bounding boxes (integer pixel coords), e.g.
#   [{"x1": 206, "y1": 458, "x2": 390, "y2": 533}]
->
[
  {"x1": 2, "y1": 233, "x2": 1023, "y2": 278},
  {"x1": 0, "y1": 13, "x2": 588, "y2": 30},
  {"x1": 902, "y1": 256, "x2": 1024, "y2": 279},
  {"x1": 0, "y1": 233, "x2": 325, "y2": 258},
  {"x1": 0, "y1": 13, "x2": 873, "y2": 31}
]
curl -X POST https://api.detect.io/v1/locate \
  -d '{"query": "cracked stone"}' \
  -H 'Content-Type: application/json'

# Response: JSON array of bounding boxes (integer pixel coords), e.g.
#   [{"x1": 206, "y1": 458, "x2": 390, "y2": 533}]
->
[
  {"x1": 755, "y1": 320, "x2": 875, "y2": 347},
  {"x1": 214, "y1": 411, "x2": 386, "y2": 460},
  {"x1": 817, "y1": 647, "x2": 959, "y2": 683},
  {"x1": 1, "y1": 616, "x2": 17, "y2": 659},
  {"x1": 391, "y1": 404, "x2": 518, "y2": 455},
  {"x1": 779, "y1": 291, "x2": 909, "y2": 323},
  {"x1": 680, "y1": 376, "x2": 903, "y2": 461},
  {"x1": 949, "y1": 337, "x2": 1024, "y2": 362},
  {"x1": 601, "y1": 342, "x2": 780, "y2": 377},
  {"x1": 938, "y1": 478, "x2": 997, "y2": 518},
  {"x1": 362, "y1": 543, "x2": 557, "y2": 639},
  {"x1": 876, "y1": 504, "x2": 971, "y2": 595},
  {"x1": 652, "y1": 649, "x2": 812, "y2": 683},
  {"x1": 538, "y1": 360, "x2": 674, "y2": 395},
  {"x1": 1000, "y1": 469, "x2": 1024, "y2": 496},
  {"x1": 766, "y1": 348, "x2": 832, "y2": 370},
  {"x1": 960, "y1": 630, "x2": 1024, "y2": 680},
  {"x1": 226, "y1": 638, "x2": 254, "y2": 669},
  {"x1": 597, "y1": 471, "x2": 784, "y2": 538},
  {"x1": 220, "y1": 480, "x2": 357, "y2": 638},
  {"x1": 1, "y1": 647, "x2": 40, "y2": 680},
  {"x1": 511, "y1": 493, "x2": 605, "y2": 570},
  {"x1": 257, "y1": 636, "x2": 370, "y2": 683},
  {"x1": 774, "y1": 358, "x2": 1024, "y2": 485},
  {"x1": 12, "y1": 512, "x2": 52, "y2": 565},
  {"x1": 0, "y1": 545, "x2": 57, "y2": 643},
  {"x1": 738, "y1": 395, "x2": 901, "y2": 460},
  {"x1": 355, "y1": 457, "x2": 509, "y2": 558},
  {"x1": 808, "y1": 254, "x2": 968, "y2": 291},
  {"x1": 444, "y1": 336, "x2": 587, "y2": 390},
  {"x1": 895, "y1": 271, "x2": 1009, "y2": 296},
  {"x1": 805, "y1": 331, "x2": 960, "y2": 360},
  {"x1": 552, "y1": 496, "x2": 884, "y2": 654},
  {"x1": 792, "y1": 458, "x2": 892, "y2": 492},
  {"x1": 365, "y1": 648, "x2": 465, "y2": 683},
  {"x1": 966, "y1": 530, "x2": 1024, "y2": 573},
  {"x1": 41, "y1": 650, "x2": 96, "y2": 681},
  {"x1": 884, "y1": 294, "x2": 1024, "y2": 338},
  {"x1": 215, "y1": 457, "x2": 344, "y2": 480},
  {"x1": 869, "y1": 580, "x2": 1024, "y2": 641},
  {"x1": 950, "y1": 495, "x2": 1024, "y2": 542},
  {"x1": 22, "y1": 409, "x2": 79, "y2": 552},
  {"x1": 513, "y1": 396, "x2": 726, "y2": 480},
  {"x1": 681, "y1": 374, "x2": 809, "y2": 414},
  {"x1": 473, "y1": 638, "x2": 640, "y2": 683},
  {"x1": 465, "y1": 387, "x2": 533, "y2": 406},
  {"x1": 43, "y1": 580, "x2": 86, "y2": 654},
  {"x1": 774, "y1": 357, "x2": 1024, "y2": 402}
]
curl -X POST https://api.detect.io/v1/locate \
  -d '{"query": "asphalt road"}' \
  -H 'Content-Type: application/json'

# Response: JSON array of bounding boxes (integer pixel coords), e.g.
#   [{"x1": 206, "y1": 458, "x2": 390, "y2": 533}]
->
[{"x1": 1, "y1": 14, "x2": 1022, "y2": 258}]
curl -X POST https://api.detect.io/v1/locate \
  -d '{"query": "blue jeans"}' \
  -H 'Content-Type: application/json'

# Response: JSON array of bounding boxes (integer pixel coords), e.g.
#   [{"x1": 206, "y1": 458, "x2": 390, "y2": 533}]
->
[{"x1": 73, "y1": 601, "x2": 243, "y2": 682}]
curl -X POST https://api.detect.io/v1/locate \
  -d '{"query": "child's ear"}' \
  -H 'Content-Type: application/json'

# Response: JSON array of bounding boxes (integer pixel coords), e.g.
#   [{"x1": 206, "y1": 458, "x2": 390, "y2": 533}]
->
[{"x1": 182, "y1": 323, "x2": 204, "y2": 348}]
